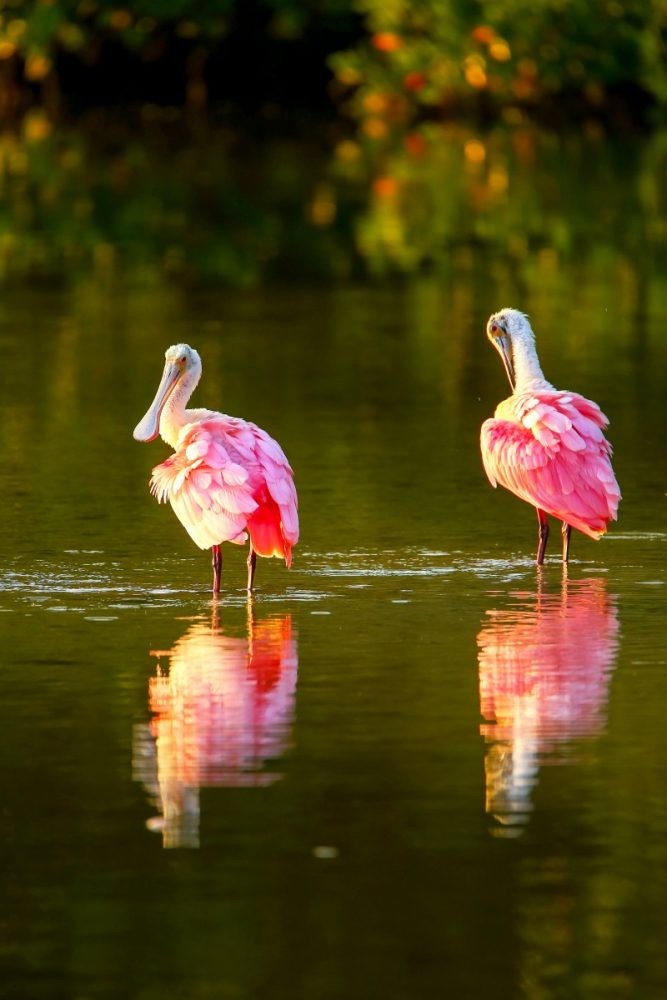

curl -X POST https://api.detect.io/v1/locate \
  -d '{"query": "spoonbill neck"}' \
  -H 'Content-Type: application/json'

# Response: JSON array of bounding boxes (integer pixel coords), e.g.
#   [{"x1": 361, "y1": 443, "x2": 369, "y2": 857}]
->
[
  {"x1": 511, "y1": 335, "x2": 553, "y2": 393},
  {"x1": 159, "y1": 376, "x2": 199, "y2": 445}
]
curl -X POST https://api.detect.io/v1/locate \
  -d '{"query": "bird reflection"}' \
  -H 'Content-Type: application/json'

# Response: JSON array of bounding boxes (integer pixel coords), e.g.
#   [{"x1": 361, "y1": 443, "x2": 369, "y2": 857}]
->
[
  {"x1": 478, "y1": 576, "x2": 619, "y2": 837},
  {"x1": 133, "y1": 607, "x2": 298, "y2": 848}
]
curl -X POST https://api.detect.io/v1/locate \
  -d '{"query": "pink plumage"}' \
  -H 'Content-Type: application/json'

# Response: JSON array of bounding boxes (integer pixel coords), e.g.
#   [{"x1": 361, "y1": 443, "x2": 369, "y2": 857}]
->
[
  {"x1": 481, "y1": 309, "x2": 620, "y2": 563},
  {"x1": 482, "y1": 389, "x2": 618, "y2": 538},
  {"x1": 134, "y1": 344, "x2": 298, "y2": 591},
  {"x1": 136, "y1": 613, "x2": 298, "y2": 847},
  {"x1": 148, "y1": 615, "x2": 298, "y2": 788},
  {"x1": 478, "y1": 577, "x2": 619, "y2": 830},
  {"x1": 150, "y1": 417, "x2": 298, "y2": 564}
]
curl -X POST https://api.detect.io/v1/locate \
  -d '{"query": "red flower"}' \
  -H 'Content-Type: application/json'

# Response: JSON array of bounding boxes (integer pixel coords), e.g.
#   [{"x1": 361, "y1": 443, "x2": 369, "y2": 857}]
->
[
  {"x1": 404, "y1": 71, "x2": 426, "y2": 92},
  {"x1": 372, "y1": 32, "x2": 402, "y2": 53}
]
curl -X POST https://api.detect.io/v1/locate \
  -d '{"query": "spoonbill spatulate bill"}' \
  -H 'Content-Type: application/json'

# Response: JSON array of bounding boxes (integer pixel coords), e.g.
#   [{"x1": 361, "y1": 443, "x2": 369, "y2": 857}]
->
[
  {"x1": 480, "y1": 309, "x2": 620, "y2": 565},
  {"x1": 134, "y1": 344, "x2": 299, "y2": 592}
]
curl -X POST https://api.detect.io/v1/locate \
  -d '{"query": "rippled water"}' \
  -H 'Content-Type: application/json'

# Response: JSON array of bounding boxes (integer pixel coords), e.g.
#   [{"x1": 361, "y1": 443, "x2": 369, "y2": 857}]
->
[{"x1": 1, "y1": 134, "x2": 667, "y2": 997}]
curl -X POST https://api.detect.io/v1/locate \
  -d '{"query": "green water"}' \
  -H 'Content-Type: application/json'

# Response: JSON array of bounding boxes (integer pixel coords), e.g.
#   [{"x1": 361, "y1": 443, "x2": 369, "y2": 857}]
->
[{"x1": 1, "y1": 123, "x2": 666, "y2": 998}]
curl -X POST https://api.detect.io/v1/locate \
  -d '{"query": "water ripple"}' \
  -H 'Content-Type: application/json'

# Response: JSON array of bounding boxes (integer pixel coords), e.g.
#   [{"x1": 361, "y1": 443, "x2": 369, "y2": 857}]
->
[
  {"x1": 307, "y1": 548, "x2": 544, "y2": 583},
  {"x1": 0, "y1": 556, "x2": 196, "y2": 612},
  {"x1": 0, "y1": 542, "x2": 641, "y2": 614}
]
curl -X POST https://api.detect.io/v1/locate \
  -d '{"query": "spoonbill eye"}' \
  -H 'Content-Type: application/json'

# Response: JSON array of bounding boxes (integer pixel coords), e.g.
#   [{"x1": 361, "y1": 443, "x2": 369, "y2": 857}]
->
[{"x1": 490, "y1": 323, "x2": 499, "y2": 334}]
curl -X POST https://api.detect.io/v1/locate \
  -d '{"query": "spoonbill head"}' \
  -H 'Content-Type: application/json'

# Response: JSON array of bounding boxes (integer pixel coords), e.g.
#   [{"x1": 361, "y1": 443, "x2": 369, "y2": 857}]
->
[
  {"x1": 133, "y1": 344, "x2": 202, "y2": 444},
  {"x1": 486, "y1": 308, "x2": 549, "y2": 394}
]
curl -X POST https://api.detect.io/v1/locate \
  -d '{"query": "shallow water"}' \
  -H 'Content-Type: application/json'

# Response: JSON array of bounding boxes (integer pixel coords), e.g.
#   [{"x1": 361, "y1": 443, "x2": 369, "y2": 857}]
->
[{"x1": 1, "y1": 128, "x2": 667, "y2": 997}]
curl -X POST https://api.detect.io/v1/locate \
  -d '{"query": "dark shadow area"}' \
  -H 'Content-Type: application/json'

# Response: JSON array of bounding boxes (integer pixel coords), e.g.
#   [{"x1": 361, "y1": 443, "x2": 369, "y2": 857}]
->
[{"x1": 41, "y1": 1, "x2": 364, "y2": 117}]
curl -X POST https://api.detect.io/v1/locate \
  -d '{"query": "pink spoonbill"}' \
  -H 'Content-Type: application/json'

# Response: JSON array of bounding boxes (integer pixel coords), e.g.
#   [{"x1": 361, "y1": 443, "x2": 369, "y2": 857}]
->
[
  {"x1": 480, "y1": 309, "x2": 620, "y2": 564},
  {"x1": 133, "y1": 344, "x2": 299, "y2": 592}
]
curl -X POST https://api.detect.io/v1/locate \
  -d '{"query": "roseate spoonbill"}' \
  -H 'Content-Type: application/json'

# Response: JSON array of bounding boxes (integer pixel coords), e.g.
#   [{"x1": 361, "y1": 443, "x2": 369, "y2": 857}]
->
[
  {"x1": 133, "y1": 344, "x2": 299, "y2": 592},
  {"x1": 481, "y1": 309, "x2": 620, "y2": 564}
]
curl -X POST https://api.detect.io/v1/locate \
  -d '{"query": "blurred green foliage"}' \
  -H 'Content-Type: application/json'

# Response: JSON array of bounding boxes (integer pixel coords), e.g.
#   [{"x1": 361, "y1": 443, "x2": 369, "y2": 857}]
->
[
  {"x1": 0, "y1": 1, "x2": 348, "y2": 59},
  {"x1": 0, "y1": 0, "x2": 223, "y2": 81},
  {"x1": 331, "y1": 0, "x2": 667, "y2": 123},
  {"x1": 0, "y1": 0, "x2": 665, "y2": 115},
  {"x1": 0, "y1": 0, "x2": 356, "y2": 113},
  {"x1": 0, "y1": 111, "x2": 664, "y2": 287}
]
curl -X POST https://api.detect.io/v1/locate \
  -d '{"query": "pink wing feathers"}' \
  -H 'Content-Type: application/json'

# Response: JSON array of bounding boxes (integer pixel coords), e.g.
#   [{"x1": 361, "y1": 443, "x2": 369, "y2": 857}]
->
[
  {"x1": 150, "y1": 416, "x2": 299, "y2": 564},
  {"x1": 481, "y1": 391, "x2": 620, "y2": 538},
  {"x1": 244, "y1": 422, "x2": 299, "y2": 566}
]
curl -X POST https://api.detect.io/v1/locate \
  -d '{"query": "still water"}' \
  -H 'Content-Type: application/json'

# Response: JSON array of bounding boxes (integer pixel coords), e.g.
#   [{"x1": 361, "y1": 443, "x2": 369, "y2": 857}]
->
[{"x1": 1, "y1": 123, "x2": 666, "y2": 998}]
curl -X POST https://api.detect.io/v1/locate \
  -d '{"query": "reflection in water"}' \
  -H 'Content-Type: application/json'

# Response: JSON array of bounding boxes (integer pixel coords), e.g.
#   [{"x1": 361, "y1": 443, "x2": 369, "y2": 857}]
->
[
  {"x1": 0, "y1": 118, "x2": 663, "y2": 291},
  {"x1": 133, "y1": 610, "x2": 298, "y2": 848},
  {"x1": 478, "y1": 577, "x2": 619, "y2": 837}
]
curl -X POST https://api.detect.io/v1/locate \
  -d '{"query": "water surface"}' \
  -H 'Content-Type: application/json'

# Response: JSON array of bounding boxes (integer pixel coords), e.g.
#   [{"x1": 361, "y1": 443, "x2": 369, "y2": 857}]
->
[{"x1": 0, "y1": 124, "x2": 666, "y2": 999}]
